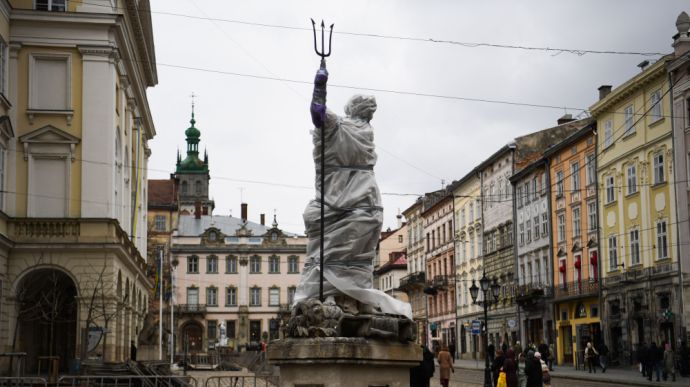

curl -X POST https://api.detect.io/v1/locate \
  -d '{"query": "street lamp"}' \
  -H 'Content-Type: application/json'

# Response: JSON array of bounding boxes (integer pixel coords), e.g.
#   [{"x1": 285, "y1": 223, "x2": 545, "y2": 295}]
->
[{"x1": 470, "y1": 272, "x2": 501, "y2": 387}]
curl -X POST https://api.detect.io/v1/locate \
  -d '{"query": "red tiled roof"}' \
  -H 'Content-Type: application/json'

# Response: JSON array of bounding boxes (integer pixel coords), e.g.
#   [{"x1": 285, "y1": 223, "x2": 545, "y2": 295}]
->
[{"x1": 148, "y1": 179, "x2": 177, "y2": 207}]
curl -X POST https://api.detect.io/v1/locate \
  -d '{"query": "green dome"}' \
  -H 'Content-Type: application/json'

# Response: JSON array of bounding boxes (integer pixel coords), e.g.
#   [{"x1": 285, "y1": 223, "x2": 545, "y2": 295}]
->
[{"x1": 185, "y1": 114, "x2": 200, "y2": 139}]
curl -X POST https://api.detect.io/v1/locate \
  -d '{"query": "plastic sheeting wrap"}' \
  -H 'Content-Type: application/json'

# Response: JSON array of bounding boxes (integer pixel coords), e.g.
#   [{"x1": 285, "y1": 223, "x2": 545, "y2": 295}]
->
[{"x1": 294, "y1": 95, "x2": 413, "y2": 320}]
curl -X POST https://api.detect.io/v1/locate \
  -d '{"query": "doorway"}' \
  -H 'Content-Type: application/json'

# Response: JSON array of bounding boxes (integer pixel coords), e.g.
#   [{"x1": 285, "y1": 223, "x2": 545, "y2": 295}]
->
[
  {"x1": 16, "y1": 268, "x2": 78, "y2": 372},
  {"x1": 182, "y1": 322, "x2": 203, "y2": 354},
  {"x1": 249, "y1": 320, "x2": 261, "y2": 344}
]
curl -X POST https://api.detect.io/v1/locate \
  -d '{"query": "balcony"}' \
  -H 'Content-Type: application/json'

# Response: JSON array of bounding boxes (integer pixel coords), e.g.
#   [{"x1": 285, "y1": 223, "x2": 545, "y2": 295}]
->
[
  {"x1": 176, "y1": 304, "x2": 207, "y2": 314},
  {"x1": 399, "y1": 272, "x2": 426, "y2": 291},
  {"x1": 553, "y1": 280, "x2": 599, "y2": 300},
  {"x1": 516, "y1": 282, "x2": 553, "y2": 306},
  {"x1": 604, "y1": 261, "x2": 679, "y2": 288},
  {"x1": 430, "y1": 275, "x2": 451, "y2": 290}
]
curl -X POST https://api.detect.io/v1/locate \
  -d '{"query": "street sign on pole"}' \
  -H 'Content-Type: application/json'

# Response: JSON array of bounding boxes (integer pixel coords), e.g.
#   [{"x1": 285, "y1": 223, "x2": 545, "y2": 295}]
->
[{"x1": 471, "y1": 320, "x2": 481, "y2": 335}]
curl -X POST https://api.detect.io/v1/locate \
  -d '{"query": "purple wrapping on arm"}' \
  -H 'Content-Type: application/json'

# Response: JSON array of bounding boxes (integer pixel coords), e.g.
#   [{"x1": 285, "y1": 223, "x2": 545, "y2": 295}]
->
[{"x1": 311, "y1": 102, "x2": 327, "y2": 128}]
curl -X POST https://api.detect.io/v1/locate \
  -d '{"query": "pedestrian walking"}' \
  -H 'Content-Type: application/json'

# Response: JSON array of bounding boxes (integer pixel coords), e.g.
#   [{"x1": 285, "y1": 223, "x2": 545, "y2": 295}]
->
[
  {"x1": 489, "y1": 342, "x2": 496, "y2": 366},
  {"x1": 449, "y1": 342, "x2": 456, "y2": 363},
  {"x1": 649, "y1": 342, "x2": 662, "y2": 381},
  {"x1": 598, "y1": 342, "x2": 609, "y2": 373},
  {"x1": 437, "y1": 345, "x2": 454, "y2": 387},
  {"x1": 517, "y1": 352, "x2": 527, "y2": 387},
  {"x1": 503, "y1": 349, "x2": 518, "y2": 387},
  {"x1": 525, "y1": 350, "x2": 543, "y2": 387},
  {"x1": 638, "y1": 342, "x2": 648, "y2": 377},
  {"x1": 536, "y1": 352, "x2": 551, "y2": 387},
  {"x1": 663, "y1": 342, "x2": 676, "y2": 382},
  {"x1": 584, "y1": 342, "x2": 598, "y2": 373},
  {"x1": 492, "y1": 349, "x2": 506, "y2": 387},
  {"x1": 410, "y1": 345, "x2": 434, "y2": 387},
  {"x1": 547, "y1": 344, "x2": 555, "y2": 370}
]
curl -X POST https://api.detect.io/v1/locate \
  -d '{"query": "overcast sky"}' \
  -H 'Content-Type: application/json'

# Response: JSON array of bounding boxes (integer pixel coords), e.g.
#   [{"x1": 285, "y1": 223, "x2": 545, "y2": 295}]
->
[{"x1": 146, "y1": 0, "x2": 687, "y2": 234}]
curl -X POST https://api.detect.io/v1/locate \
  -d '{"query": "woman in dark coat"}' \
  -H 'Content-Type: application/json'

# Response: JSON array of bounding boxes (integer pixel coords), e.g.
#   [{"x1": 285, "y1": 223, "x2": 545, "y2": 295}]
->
[
  {"x1": 525, "y1": 350, "x2": 543, "y2": 387},
  {"x1": 492, "y1": 349, "x2": 506, "y2": 387},
  {"x1": 503, "y1": 349, "x2": 519, "y2": 387}
]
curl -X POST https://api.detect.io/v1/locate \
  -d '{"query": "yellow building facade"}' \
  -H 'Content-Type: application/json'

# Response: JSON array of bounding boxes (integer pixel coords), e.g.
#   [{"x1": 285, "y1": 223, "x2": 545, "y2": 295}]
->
[
  {"x1": 592, "y1": 57, "x2": 680, "y2": 365},
  {"x1": 0, "y1": 1, "x2": 157, "y2": 372}
]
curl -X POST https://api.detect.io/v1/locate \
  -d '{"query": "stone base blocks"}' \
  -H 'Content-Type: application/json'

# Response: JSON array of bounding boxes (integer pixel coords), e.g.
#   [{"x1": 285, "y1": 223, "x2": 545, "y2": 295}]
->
[{"x1": 268, "y1": 337, "x2": 421, "y2": 387}]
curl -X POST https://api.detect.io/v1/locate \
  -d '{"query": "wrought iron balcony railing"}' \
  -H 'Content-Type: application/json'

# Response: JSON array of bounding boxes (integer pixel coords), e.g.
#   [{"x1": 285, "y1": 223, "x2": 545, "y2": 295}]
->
[
  {"x1": 176, "y1": 304, "x2": 207, "y2": 314},
  {"x1": 399, "y1": 271, "x2": 426, "y2": 290},
  {"x1": 553, "y1": 280, "x2": 599, "y2": 300}
]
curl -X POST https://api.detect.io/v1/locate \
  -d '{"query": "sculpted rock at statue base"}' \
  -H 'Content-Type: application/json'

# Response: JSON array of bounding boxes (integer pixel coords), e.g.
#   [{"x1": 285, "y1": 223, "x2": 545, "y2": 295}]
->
[{"x1": 287, "y1": 297, "x2": 416, "y2": 342}]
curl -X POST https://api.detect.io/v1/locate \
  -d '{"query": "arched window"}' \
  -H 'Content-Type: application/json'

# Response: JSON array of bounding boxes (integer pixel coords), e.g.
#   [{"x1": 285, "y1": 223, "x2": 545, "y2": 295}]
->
[
  {"x1": 195, "y1": 180, "x2": 202, "y2": 195},
  {"x1": 181, "y1": 181, "x2": 188, "y2": 195}
]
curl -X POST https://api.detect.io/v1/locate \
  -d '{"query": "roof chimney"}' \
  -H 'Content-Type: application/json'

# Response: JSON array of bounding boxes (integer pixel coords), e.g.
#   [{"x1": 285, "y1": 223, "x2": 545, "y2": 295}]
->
[
  {"x1": 260, "y1": 213, "x2": 265, "y2": 226},
  {"x1": 194, "y1": 201, "x2": 201, "y2": 219},
  {"x1": 598, "y1": 85, "x2": 612, "y2": 100},
  {"x1": 637, "y1": 60, "x2": 650, "y2": 71},
  {"x1": 241, "y1": 203, "x2": 248, "y2": 223},
  {"x1": 557, "y1": 114, "x2": 574, "y2": 125}
]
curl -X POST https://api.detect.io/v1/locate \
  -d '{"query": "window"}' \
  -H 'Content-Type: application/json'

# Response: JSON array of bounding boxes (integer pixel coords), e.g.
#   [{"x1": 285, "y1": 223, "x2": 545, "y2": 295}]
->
[
  {"x1": 226, "y1": 255, "x2": 238, "y2": 273},
  {"x1": 0, "y1": 39, "x2": 6, "y2": 95},
  {"x1": 532, "y1": 178, "x2": 538, "y2": 200},
  {"x1": 30, "y1": 54, "x2": 71, "y2": 110},
  {"x1": 181, "y1": 181, "x2": 188, "y2": 195},
  {"x1": 195, "y1": 180, "x2": 202, "y2": 195},
  {"x1": 187, "y1": 287, "x2": 199, "y2": 305},
  {"x1": 207, "y1": 320, "x2": 217, "y2": 340},
  {"x1": 624, "y1": 105, "x2": 635, "y2": 135},
  {"x1": 608, "y1": 236, "x2": 618, "y2": 270},
  {"x1": 586, "y1": 154, "x2": 596, "y2": 185},
  {"x1": 557, "y1": 214, "x2": 565, "y2": 242},
  {"x1": 288, "y1": 256, "x2": 299, "y2": 273},
  {"x1": 226, "y1": 320, "x2": 236, "y2": 339},
  {"x1": 207, "y1": 255, "x2": 218, "y2": 273},
  {"x1": 604, "y1": 120, "x2": 613, "y2": 148},
  {"x1": 651, "y1": 89, "x2": 662, "y2": 121},
  {"x1": 0, "y1": 145, "x2": 4, "y2": 210},
  {"x1": 541, "y1": 172, "x2": 547, "y2": 194},
  {"x1": 524, "y1": 182, "x2": 530, "y2": 204},
  {"x1": 571, "y1": 162, "x2": 580, "y2": 192},
  {"x1": 35, "y1": 0, "x2": 67, "y2": 11},
  {"x1": 625, "y1": 164, "x2": 637, "y2": 195},
  {"x1": 469, "y1": 234, "x2": 475, "y2": 258},
  {"x1": 250, "y1": 287, "x2": 261, "y2": 306},
  {"x1": 187, "y1": 255, "x2": 199, "y2": 273},
  {"x1": 541, "y1": 213, "x2": 548, "y2": 236},
  {"x1": 517, "y1": 186, "x2": 523, "y2": 207},
  {"x1": 460, "y1": 209, "x2": 466, "y2": 227},
  {"x1": 657, "y1": 220, "x2": 668, "y2": 259},
  {"x1": 206, "y1": 287, "x2": 218, "y2": 306},
  {"x1": 572, "y1": 207, "x2": 581, "y2": 237},
  {"x1": 226, "y1": 287, "x2": 237, "y2": 306},
  {"x1": 398, "y1": 234, "x2": 403, "y2": 243},
  {"x1": 269, "y1": 255, "x2": 280, "y2": 273},
  {"x1": 606, "y1": 176, "x2": 615, "y2": 203},
  {"x1": 154, "y1": 215, "x2": 166, "y2": 231},
  {"x1": 533, "y1": 216, "x2": 540, "y2": 240},
  {"x1": 526, "y1": 220, "x2": 532, "y2": 243},
  {"x1": 588, "y1": 202, "x2": 597, "y2": 232},
  {"x1": 630, "y1": 230, "x2": 640, "y2": 266},
  {"x1": 269, "y1": 287, "x2": 280, "y2": 306},
  {"x1": 250, "y1": 255, "x2": 261, "y2": 273},
  {"x1": 654, "y1": 152, "x2": 665, "y2": 184},
  {"x1": 288, "y1": 286, "x2": 296, "y2": 305},
  {"x1": 556, "y1": 171, "x2": 564, "y2": 197}
]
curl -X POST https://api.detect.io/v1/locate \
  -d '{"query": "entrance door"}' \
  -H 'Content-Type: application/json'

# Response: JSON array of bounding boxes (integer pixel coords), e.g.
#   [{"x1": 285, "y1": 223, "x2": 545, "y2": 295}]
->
[
  {"x1": 183, "y1": 323, "x2": 203, "y2": 354},
  {"x1": 560, "y1": 326, "x2": 573, "y2": 364},
  {"x1": 460, "y1": 325, "x2": 467, "y2": 354},
  {"x1": 249, "y1": 320, "x2": 261, "y2": 344}
]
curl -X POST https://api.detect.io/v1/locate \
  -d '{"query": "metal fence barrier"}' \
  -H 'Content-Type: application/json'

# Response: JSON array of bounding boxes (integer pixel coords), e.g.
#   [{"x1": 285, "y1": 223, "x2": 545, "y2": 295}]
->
[
  {"x1": 0, "y1": 377, "x2": 48, "y2": 387},
  {"x1": 204, "y1": 375, "x2": 278, "y2": 387},
  {"x1": 58, "y1": 375, "x2": 198, "y2": 387}
]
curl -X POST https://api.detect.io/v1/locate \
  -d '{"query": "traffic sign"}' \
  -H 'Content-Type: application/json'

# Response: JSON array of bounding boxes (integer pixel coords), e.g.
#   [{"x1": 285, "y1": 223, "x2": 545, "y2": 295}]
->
[{"x1": 471, "y1": 320, "x2": 481, "y2": 335}]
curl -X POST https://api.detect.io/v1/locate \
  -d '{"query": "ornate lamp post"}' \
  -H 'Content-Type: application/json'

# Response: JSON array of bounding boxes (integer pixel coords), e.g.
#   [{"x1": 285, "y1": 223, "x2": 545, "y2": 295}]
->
[{"x1": 470, "y1": 272, "x2": 501, "y2": 387}]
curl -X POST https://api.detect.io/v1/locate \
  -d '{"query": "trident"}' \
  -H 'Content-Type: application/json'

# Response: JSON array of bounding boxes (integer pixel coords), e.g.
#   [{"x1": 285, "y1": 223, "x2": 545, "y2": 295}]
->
[
  {"x1": 311, "y1": 19, "x2": 334, "y2": 63},
  {"x1": 311, "y1": 18, "x2": 333, "y2": 303}
]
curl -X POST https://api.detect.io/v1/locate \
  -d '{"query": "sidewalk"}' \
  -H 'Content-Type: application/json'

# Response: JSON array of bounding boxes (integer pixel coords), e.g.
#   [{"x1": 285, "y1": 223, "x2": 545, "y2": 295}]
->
[{"x1": 447, "y1": 358, "x2": 688, "y2": 387}]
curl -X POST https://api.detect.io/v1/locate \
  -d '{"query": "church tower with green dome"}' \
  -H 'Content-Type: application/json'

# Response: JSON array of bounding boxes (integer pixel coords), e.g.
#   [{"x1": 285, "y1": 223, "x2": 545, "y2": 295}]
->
[{"x1": 175, "y1": 107, "x2": 214, "y2": 215}]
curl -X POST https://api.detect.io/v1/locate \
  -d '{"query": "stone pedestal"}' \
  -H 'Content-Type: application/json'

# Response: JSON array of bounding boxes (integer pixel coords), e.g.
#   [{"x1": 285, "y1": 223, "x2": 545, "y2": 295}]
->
[{"x1": 268, "y1": 337, "x2": 421, "y2": 387}]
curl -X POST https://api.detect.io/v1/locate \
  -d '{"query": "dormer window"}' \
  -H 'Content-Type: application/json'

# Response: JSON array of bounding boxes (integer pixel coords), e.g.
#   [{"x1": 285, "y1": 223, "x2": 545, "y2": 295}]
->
[
  {"x1": 271, "y1": 232, "x2": 278, "y2": 241},
  {"x1": 36, "y1": 0, "x2": 67, "y2": 12},
  {"x1": 208, "y1": 231, "x2": 217, "y2": 241}
]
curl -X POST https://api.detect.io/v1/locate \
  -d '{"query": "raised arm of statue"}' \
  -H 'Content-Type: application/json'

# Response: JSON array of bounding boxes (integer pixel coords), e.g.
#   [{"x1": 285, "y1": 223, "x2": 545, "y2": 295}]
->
[{"x1": 310, "y1": 60, "x2": 329, "y2": 128}]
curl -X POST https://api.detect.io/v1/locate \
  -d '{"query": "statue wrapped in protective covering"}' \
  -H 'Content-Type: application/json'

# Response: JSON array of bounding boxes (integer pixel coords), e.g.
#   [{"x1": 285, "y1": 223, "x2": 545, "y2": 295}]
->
[{"x1": 288, "y1": 62, "x2": 414, "y2": 342}]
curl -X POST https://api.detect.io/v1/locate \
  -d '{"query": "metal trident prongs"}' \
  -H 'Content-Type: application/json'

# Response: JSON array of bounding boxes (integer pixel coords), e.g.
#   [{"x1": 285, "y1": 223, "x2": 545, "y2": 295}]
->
[{"x1": 311, "y1": 18, "x2": 334, "y2": 59}]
